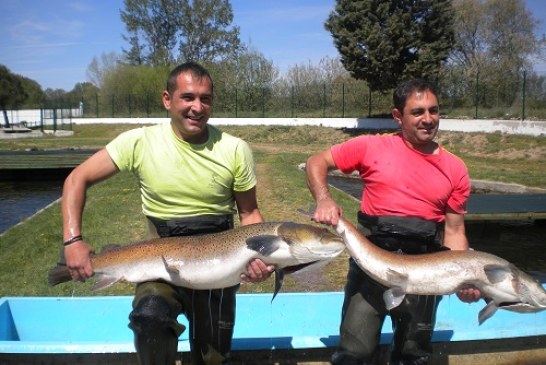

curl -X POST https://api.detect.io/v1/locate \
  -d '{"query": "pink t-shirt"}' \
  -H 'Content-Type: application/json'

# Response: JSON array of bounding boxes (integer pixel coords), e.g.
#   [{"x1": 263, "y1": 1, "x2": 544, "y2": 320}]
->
[{"x1": 330, "y1": 133, "x2": 470, "y2": 222}]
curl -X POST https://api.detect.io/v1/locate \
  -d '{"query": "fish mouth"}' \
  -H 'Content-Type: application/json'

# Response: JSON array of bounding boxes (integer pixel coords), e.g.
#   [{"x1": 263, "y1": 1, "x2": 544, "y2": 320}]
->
[
  {"x1": 308, "y1": 244, "x2": 345, "y2": 257},
  {"x1": 499, "y1": 301, "x2": 546, "y2": 313}
]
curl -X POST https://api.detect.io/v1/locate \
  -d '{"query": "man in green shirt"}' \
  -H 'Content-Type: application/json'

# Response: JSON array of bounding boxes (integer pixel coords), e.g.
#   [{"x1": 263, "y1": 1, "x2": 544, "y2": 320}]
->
[{"x1": 60, "y1": 62, "x2": 271, "y2": 365}]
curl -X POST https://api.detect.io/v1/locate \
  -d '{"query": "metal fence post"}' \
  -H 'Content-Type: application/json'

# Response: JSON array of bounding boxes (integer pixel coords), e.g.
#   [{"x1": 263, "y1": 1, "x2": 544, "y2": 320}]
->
[
  {"x1": 368, "y1": 88, "x2": 372, "y2": 117},
  {"x1": 262, "y1": 87, "x2": 265, "y2": 118},
  {"x1": 342, "y1": 83, "x2": 345, "y2": 118},
  {"x1": 522, "y1": 70, "x2": 527, "y2": 121},
  {"x1": 474, "y1": 71, "x2": 479, "y2": 119},
  {"x1": 128, "y1": 94, "x2": 132, "y2": 118},
  {"x1": 291, "y1": 86, "x2": 294, "y2": 118},
  {"x1": 40, "y1": 108, "x2": 44, "y2": 132},
  {"x1": 323, "y1": 83, "x2": 326, "y2": 118},
  {"x1": 95, "y1": 94, "x2": 99, "y2": 118}
]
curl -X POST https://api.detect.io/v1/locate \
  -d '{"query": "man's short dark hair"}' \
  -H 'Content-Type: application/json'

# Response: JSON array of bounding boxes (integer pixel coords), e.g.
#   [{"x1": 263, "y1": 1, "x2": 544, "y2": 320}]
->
[
  {"x1": 166, "y1": 62, "x2": 213, "y2": 95},
  {"x1": 393, "y1": 79, "x2": 438, "y2": 112}
]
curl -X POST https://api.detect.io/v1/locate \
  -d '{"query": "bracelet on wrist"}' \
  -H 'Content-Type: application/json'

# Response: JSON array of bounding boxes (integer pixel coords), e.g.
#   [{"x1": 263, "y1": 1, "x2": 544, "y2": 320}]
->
[{"x1": 63, "y1": 235, "x2": 83, "y2": 246}]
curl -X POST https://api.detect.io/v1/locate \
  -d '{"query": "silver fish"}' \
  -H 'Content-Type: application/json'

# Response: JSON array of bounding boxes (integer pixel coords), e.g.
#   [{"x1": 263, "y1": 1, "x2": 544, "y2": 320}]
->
[
  {"x1": 335, "y1": 216, "x2": 546, "y2": 324},
  {"x1": 49, "y1": 222, "x2": 345, "y2": 299}
]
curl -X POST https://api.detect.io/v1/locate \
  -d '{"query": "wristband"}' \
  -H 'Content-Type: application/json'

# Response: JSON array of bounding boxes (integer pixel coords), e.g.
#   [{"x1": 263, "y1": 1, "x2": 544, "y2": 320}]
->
[{"x1": 63, "y1": 235, "x2": 83, "y2": 246}]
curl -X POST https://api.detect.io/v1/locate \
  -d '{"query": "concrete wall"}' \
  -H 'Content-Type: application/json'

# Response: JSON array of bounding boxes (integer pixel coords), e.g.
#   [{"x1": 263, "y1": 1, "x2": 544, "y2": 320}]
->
[{"x1": 68, "y1": 117, "x2": 546, "y2": 136}]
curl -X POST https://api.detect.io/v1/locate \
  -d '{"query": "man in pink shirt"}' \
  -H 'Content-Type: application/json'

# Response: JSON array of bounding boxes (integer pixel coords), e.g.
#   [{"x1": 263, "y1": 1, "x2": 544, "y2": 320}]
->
[{"x1": 306, "y1": 79, "x2": 481, "y2": 365}]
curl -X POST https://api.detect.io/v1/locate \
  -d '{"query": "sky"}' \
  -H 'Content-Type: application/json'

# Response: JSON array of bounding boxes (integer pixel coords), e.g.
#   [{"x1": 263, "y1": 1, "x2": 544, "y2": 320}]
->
[{"x1": 0, "y1": 0, "x2": 545, "y2": 91}]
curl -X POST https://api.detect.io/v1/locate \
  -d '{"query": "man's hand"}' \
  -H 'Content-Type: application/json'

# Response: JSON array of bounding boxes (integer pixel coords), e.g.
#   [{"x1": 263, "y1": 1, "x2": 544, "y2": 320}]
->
[
  {"x1": 312, "y1": 198, "x2": 342, "y2": 226},
  {"x1": 64, "y1": 241, "x2": 95, "y2": 282},
  {"x1": 241, "y1": 259, "x2": 275, "y2": 283}
]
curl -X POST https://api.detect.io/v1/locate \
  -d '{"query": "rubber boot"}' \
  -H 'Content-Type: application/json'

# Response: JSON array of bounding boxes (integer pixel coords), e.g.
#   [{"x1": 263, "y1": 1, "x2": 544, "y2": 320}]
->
[
  {"x1": 389, "y1": 356, "x2": 429, "y2": 365},
  {"x1": 331, "y1": 351, "x2": 371, "y2": 365},
  {"x1": 134, "y1": 327, "x2": 179, "y2": 365}
]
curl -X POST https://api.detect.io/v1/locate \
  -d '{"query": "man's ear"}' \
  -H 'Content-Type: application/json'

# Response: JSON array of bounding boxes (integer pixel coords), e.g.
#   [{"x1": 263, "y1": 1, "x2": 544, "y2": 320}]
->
[
  {"x1": 392, "y1": 108, "x2": 402, "y2": 126},
  {"x1": 162, "y1": 90, "x2": 171, "y2": 110}
]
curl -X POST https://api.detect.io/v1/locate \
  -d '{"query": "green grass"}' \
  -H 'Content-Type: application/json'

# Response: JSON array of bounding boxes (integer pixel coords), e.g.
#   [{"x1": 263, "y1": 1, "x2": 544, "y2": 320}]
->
[{"x1": 0, "y1": 124, "x2": 545, "y2": 297}]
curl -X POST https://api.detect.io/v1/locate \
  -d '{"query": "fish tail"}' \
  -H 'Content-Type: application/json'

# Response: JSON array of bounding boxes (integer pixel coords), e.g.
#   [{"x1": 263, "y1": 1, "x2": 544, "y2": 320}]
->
[{"x1": 47, "y1": 264, "x2": 72, "y2": 286}]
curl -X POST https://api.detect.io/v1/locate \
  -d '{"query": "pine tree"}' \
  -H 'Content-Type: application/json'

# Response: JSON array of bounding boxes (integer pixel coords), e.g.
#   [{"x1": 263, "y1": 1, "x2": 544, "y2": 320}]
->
[{"x1": 325, "y1": 0, "x2": 455, "y2": 92}]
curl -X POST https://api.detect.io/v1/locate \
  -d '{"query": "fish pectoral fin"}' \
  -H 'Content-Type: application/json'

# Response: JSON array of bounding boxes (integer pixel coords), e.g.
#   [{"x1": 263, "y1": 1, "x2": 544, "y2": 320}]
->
[
  {"x1": 161, "y1": 256, "x2": 180, "y2": 275},
  {"x1": 383, "y1": 287, "x2": 405, "y2": 310},
  {"x1": 246, "y1": 235, "x2": 283, "y2": 256},
  {"x1": 386, "y1": 268, "x2": 408, "y2": 288},
  {"x1": 478, "y1": 299, "x2": 499, "y2": 325},
  {"x1": 92, "y1": 275, "x2": 121, "y2": 291},
  {"x1": 483, "y1": 264, "x2": 511, "y2": 284},
  {"x1": 271, "y1": 268, "x2": 285, "y2": 302}
]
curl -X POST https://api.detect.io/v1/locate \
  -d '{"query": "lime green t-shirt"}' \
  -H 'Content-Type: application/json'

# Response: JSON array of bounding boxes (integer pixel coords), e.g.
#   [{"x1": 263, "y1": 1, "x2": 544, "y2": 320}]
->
[{"x1": 105, "y1": 123, "x2": 257, "y2": 220}]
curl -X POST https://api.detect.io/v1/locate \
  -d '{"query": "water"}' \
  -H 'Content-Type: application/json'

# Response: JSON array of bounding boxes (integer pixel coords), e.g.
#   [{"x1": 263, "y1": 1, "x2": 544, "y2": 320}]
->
[
  {"x1": 328, "y1": 176, "x2": 546, "y2": 279},
  {"x1": 0, "y1": 181, "x2": 62, "y2": 234}
]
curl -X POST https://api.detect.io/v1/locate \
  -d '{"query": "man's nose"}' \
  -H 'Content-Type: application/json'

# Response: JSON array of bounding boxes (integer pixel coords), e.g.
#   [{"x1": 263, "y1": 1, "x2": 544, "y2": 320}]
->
[
  {"x1": 422, "y1": 110, "x2": 434, "y2": 123},
  {"x1": 191, "y1": 98, "x2": 204, "y2": 112}
]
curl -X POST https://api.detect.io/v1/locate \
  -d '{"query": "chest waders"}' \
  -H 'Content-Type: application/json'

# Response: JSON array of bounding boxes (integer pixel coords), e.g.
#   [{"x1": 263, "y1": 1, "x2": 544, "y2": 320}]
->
[
  {"x1": 331, "y1": 213, "x2": 446, "y2": 365},
  {"x1": 130, "y1": 214, "x2": 236, "y2": 365}
]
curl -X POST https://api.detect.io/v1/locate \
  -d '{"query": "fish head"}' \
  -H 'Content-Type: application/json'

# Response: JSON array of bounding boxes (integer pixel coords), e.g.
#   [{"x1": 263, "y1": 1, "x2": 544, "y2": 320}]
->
[
  {"x1": 513, "y1": 271, "x2": 546, "y2": 310},
  {"x1": 276, "y1": 222, "x2": 345, "y2": 259}
]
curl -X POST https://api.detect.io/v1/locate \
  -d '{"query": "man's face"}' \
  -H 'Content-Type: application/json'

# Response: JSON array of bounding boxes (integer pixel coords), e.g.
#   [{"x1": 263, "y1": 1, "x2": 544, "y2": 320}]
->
[
  {"x1": 392, "y1": 89, "x2": 439, "y2": 149},
  {"x1": 163, "y1": 72, "x2": 213, "y2": 142}
]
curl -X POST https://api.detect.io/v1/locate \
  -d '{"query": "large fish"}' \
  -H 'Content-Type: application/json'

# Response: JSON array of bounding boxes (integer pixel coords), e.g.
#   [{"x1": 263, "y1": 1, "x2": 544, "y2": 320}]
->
[
  {"x1": 335, "y1": 216, "x2": 546, "y2": 324},
  {"x1": 48, "y1": 222, "x2": 345, "y2": 299}
]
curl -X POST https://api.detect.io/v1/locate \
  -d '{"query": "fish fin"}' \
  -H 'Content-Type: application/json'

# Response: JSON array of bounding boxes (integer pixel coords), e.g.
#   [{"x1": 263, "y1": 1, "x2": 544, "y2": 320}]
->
[
  {"x1": 383, "y1": 287, "x2": 406, "y2": 310},
  {"x1": 478, "y1": 299, "x2": 498, "y2": 325},
  {"x1": 386, "y1": 268, "x2": 408, "y2": 288},
  {"x1": 483, "y1": 264, "x2": 511, "y2": 284},
  {"x1": 246, "y1": 235, "x2": 282, "y2": 256},
  {"x1": 92, "y1": 275, "x2": 121, "y2": 291},
  {"x1": 47, "y1": 264, "x2": 72, "y2": 286},
  {"x1": 161, "y1": 256, "x2": 180, "y2": 275},
  {"x1": 281, "y1": 261, "x2": 316, "y2": 274},
  {"x1": 272, "y1": 268, "x2": 285, "y2": 302}
]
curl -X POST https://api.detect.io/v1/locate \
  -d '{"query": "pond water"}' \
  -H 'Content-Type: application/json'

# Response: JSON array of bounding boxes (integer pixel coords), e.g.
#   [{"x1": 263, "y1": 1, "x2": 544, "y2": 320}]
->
[
  {"x1": 0, "y1": 181, "x2": 62, "y2": 234},
  {"x1": 328, "y1": 176, "x2": 546, "y2": 281}
]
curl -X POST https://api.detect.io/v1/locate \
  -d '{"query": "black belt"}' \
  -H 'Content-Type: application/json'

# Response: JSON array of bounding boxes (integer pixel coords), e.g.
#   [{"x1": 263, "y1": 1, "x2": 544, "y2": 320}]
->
[
  {"x1": 147, "y1": 214, "x2": 234, "y2": 238},
  {"x1": 357, "y1": 211, "x2": 447, "y2": 254}
]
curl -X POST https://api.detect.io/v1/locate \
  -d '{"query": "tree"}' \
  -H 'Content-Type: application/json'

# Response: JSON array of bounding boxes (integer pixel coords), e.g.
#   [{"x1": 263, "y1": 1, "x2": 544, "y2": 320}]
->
[
  {"x1": 446, "y1": 0, "x2": 544, "y2": 111},
  {"x1": 325, "y1": 0, "x2": 455, "y2": 92},
  {"x1": 18, "y1": 76, "x2": 46, "y2": 108},
  {"x1": 121, "y1": 0, "x2": 182, "y2": 66},
  {"x1": 178, "y1": 0, "x2": 241, "y2": 62},
  {"x1": 0, "y1": 65, "x2": 28, "y2": 128},
  {"x1": 450, "y1": 0, "x2": 542, "y2": 73},
  {"x1": 120, "y1": 0, "x2": 241, "y2": 66},
  {"x1": 124, "y1": 33, "x2": 145, "y2": 65},
  {"x1": 86, "y1": 52, "x2": 122, "y2": 88}
]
